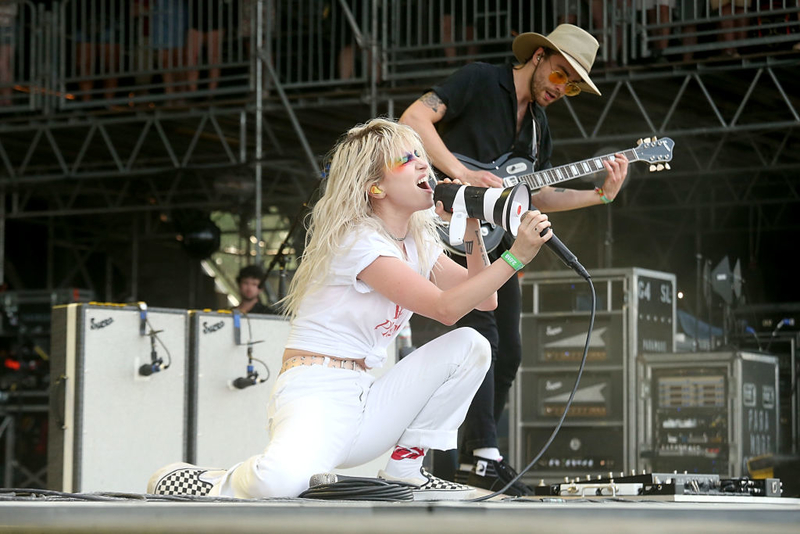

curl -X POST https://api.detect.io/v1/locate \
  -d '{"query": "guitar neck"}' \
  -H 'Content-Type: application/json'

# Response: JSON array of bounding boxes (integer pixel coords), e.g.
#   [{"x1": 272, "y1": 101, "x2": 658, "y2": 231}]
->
[{"x1": 507, "y1": 148, "x2": 639, "y2": 190}]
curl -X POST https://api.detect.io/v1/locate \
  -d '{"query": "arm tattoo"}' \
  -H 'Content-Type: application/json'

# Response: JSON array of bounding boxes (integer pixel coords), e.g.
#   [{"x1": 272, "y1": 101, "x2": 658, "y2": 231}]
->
[
  {"x1": 463, "y1": 229, "x2": 488, "y2": 266},
  {"x1": 553, "y1": 188, "x2": 567, "y2": 193},
  {"x1": 475, "y1": 229, "x2": 490, "y2": 267},
  {"x1": 419, "y1": 91, "x2": 444, "y2": 113}
]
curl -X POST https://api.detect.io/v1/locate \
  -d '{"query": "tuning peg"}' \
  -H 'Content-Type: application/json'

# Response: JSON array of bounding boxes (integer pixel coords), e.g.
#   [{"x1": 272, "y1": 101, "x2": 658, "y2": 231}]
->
[
  {"x1": 649, "y1": 164, "x2": 656, "y2": 172},
  {"x1": 656, "y1": 164, "x2": 664, "y2": 171},
  {"x1": 665, "y1": 163, "x2": 671, "y2": 170},
  {"x1": 637, "y1": 138, "x2": 643, "y2": 146}
]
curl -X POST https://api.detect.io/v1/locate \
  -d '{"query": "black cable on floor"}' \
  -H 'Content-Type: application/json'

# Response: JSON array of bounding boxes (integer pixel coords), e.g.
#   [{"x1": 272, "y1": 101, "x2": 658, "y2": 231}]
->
[{"x1": 298, "y1": 477, "x2": 413, "y2": 501}]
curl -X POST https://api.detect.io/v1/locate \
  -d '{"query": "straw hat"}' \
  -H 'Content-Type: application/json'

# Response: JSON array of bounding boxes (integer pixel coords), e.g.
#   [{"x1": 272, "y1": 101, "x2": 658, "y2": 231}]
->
[{"x1": 512, "y1": 24, "x2": 601, "y2": 96}]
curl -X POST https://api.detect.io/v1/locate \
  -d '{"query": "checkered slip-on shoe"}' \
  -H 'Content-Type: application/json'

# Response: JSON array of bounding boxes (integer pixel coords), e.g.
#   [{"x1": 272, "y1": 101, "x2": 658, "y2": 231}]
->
[
  {"x1": 147, "y1": 462, "x2": 226, "y2": 497},
  {"x1": 378, "y1": 467, "x2": 476, "y2": 501}
]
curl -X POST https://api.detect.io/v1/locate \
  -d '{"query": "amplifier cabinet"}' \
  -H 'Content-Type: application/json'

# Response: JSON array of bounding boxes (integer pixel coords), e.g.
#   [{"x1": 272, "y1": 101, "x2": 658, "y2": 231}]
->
[
  {"x1": 735, "y1": 331, "x2": 798, "y2": 454},
  {"x1": 514, "y1": 268, "x2": 676, "y2": 482},
  {"x1": 189, "y1": 310, "x2": 289, "y2": 468},
  {"x1": 637, "y1": 351, "x2": 780, "y2": 477},
  {"x1": 48, "y1": 303, "x2": 189, "y2": 493}
]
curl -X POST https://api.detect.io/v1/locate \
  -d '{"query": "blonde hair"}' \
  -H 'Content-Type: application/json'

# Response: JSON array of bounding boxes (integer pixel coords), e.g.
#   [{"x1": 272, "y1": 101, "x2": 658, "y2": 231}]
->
[{"x1": 281, "y1": 118, "x2": 441, "y2": 318}]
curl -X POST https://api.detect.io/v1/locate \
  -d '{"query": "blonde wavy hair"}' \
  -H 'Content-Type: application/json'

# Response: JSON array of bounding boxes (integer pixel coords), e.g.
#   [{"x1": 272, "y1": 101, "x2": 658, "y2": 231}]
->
[{"x1": 281, "y1": 118, "x2": 441, "y2": 318}]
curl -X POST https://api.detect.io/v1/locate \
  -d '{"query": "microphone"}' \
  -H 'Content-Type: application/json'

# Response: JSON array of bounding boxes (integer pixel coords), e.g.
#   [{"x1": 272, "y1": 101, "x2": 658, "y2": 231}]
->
[
  {"x1": 232, "y1": 346, "x2": 269, "y2": 390},
  {"x1": 139, "y1": 363, "x2": 160, "y2": 376},
  {"x1": 521, "y1": 210, "x2": 591, "y2": 280},
  {"x1": 232, "y1": 376, "x2": 257, "y2": 389}
]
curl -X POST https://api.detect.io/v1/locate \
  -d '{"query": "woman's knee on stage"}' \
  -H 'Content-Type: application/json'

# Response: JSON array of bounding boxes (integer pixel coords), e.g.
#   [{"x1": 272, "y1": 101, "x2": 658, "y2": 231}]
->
[
  {"x1": 451, "y1": 326, "x2": 492, "y2": 371},
  {"x1": 243, "y1": 454, "x2": 318, "y2": 498}
]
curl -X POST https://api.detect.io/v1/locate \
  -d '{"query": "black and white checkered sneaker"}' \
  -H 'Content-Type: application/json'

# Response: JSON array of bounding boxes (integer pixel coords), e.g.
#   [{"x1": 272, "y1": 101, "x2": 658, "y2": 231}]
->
[
  {"x1": 378, "y1": 467, "x2": 476, "y2": 501},
  {"x1": 147, "y1": 462, "x2": 226, "y2": 497}
]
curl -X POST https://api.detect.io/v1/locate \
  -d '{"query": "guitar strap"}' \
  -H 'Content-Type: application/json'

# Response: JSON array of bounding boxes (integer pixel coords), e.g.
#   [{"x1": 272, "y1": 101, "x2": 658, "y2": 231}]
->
[{"x1": 529, "y1": 103, "x2": 541, "y2": 170}]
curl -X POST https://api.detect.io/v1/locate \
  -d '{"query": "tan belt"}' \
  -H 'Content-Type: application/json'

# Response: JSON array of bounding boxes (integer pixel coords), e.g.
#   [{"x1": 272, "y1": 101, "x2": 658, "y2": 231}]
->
[{"x1": 280, "y1": 355, "x2": 366, "y2": 374}]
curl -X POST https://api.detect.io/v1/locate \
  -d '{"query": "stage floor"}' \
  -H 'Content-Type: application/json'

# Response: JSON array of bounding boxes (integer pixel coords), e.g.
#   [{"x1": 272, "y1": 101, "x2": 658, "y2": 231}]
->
[{"x1": 1, "y1": 494, "x2": 799, "y2": 533}]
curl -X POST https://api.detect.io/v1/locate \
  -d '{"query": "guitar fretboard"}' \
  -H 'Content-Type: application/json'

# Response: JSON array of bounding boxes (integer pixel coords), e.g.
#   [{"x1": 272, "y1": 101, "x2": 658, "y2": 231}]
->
[{"x1": 509, "y1": 149, "x2": 638, "y2": 190}]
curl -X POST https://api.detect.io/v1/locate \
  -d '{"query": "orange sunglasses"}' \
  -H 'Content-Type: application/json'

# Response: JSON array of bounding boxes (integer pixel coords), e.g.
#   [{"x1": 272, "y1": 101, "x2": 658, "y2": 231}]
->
[{"x1": 548, "y1": 69, "x2": 582, "y2": 97}]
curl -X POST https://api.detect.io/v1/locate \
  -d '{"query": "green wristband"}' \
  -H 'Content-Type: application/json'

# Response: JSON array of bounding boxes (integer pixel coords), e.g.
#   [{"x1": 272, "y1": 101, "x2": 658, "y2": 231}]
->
[
  {"x1": 595, "y1": 187, "x2": 613, "y2": 204},
  {"x1": 501, "y1": 250, "x2": 525, "y2": 271}
]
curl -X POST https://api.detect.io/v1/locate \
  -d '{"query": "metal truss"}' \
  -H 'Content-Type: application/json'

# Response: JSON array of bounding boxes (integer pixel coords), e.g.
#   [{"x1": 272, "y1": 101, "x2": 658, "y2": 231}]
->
[
  {"x1": 1, "y1": 14, "x2": 798, "y2": 306},
  {"x1": 526, "y1": 55, "x2": 800, "y2": 249},
  {"x1": 0, "y1": 107, "x2": 316, "y2": 218},
  {"x1": 3, "y1": 59, "x2": 798, "y2": 213}
]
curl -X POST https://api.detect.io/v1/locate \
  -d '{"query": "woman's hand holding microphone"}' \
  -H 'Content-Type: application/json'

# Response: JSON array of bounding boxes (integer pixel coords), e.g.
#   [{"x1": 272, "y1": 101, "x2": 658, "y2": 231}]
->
[{"x1": 508, "y1": 210, "x2": 552, "y2": 266}]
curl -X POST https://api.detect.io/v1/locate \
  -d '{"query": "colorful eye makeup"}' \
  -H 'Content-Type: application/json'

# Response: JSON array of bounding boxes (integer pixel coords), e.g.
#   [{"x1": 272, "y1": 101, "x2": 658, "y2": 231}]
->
[{"x1": 394, "y1": 149, "x2": 422, "y2": 168}]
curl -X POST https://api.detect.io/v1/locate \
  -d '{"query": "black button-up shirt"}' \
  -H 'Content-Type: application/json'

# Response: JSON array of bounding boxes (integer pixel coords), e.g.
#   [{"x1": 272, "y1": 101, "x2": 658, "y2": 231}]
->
[{"x1": 432, "y1": 62, "x2": 553, "y2": 172}]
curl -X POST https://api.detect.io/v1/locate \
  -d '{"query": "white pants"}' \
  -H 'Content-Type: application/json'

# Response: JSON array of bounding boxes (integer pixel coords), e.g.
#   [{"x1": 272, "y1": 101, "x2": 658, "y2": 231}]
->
[{"x1": 211, "y1": 327, "x2": 491, "y2": 498}]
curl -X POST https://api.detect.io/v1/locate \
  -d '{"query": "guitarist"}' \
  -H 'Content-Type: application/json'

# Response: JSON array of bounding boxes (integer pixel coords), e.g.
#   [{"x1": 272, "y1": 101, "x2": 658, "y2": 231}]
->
[{"x1": 399, "y1": 24, "x2": 629, "y2": 496}]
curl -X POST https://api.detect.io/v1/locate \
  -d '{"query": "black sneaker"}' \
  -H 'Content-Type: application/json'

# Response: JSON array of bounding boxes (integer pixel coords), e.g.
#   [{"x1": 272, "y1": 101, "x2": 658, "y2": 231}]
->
[
  {"x1": 467, "y1": 457, "x2": 533, "y2": 496},
  {"x1": 147, "y1": 462, "x2": 226, "y2": 497}
]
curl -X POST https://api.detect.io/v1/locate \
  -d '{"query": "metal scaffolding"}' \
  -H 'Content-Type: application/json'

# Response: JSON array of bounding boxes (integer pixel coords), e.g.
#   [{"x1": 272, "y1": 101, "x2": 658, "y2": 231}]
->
[{"x1": 0, "y1": 0, "x2": 798, "y2": 296}]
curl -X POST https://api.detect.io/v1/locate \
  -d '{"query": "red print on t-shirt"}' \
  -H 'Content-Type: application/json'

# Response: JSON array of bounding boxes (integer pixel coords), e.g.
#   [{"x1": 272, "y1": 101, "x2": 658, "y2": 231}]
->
[{"x1": 374, "y1": 304, "x2": 405, "y2": 338}]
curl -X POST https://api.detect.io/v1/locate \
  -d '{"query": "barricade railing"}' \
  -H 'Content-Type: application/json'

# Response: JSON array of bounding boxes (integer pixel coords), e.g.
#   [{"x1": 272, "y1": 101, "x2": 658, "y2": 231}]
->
[
  {"x1": 636, "y1": 0, "x2": 800, "y2": 62},
  {"x1": 265, "y1": 0, "x2": 374, "y2": 89},
  {"x1": 0, "y1": 0, "x2": 39, "y2": 115},
  {"x1": 0, "y1": 1, "x2": 798, "y2": 116},
  {"x1": 382, "y1": 0, "x2": 800, "y2": 82},
  {"x1": 52, "y1": 0, "x2": 251, "y2": 110}
]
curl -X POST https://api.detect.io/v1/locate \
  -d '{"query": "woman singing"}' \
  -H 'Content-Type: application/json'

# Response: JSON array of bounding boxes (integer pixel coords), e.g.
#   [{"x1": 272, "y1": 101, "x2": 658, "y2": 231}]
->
[{"x1": 148, "y1": 118, "x2": 552, "y2": 500}]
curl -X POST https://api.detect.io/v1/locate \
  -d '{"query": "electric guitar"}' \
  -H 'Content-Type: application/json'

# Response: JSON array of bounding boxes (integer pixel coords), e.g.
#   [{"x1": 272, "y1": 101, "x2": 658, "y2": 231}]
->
[{"x1": 437, "y1": 137, "x2": 675, "y2": 255}]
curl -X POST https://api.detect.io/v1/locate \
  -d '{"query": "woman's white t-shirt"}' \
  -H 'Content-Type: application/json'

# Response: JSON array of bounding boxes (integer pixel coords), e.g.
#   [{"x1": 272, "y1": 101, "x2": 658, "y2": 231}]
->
[{"x1": 285, "y1": 226, "x2": 443, "y2": 369}]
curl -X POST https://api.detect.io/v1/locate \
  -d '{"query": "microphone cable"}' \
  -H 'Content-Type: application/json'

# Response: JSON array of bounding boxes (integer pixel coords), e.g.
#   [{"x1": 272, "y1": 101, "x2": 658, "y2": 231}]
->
[
  {"x1": 139, "y1": 318, "x2": 173, "y2": 376},
  {"x1": 298, "y1": 475, "x2": 413, "y2": 502},
  {"x1": 233, "y1": 312, "x2": 270, "y2": 388},
  {"x1": 743, "y1": 325, "x2": 762, "y2": 351},
  {"x1": 469, "y1": 274, "x2": 596, "y2": 502},
  {"x1": 149, "y1": 318, "x2": 173, "y2": 370},
  {"x1": 765, "y1": 317, "x2": 793, "y2": 353},
  {"x1": 246, "y1": 313, "x2": 270, "y2": 383}
]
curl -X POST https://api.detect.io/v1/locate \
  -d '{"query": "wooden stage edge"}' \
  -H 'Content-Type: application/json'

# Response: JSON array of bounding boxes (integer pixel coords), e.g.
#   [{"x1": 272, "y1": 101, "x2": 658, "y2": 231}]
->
[{"x1": 1, "y1": 495, "x2": 799, "y2": 534}]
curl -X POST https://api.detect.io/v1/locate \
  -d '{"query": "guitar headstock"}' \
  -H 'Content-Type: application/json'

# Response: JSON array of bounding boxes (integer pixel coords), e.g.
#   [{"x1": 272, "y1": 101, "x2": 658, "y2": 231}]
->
[{"x1": 634, "y1": 136, "x2": 674, "y2": 172}]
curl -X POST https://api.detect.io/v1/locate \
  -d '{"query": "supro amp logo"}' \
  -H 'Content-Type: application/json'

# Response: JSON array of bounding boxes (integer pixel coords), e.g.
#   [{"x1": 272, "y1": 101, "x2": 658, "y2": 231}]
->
[
  {"x1": 202, "y1": 320, "x2": 225, "y2": 334},
  {"x1": 546, "y1": 326, "x2": 563, "y2": 336},
  {"x1": 90, "y1": 317, "x2": 114, "y2": 330}
]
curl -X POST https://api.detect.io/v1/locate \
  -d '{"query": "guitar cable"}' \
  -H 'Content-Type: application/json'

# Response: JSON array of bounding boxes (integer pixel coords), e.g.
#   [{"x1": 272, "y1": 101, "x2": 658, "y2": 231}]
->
[{"x1": 469, "y1": 274, "x2": 596, "y2": 502}]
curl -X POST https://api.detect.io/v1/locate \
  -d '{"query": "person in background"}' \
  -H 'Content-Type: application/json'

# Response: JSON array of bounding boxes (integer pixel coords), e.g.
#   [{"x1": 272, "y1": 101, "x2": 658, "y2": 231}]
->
[
  {"x1": 642, "y1": 0, "x2": 675, "y2": 63},
  {"x1": 233, "y1": 264, "x2": 274, "y2": 314},
  {"x1": 0, "y1": 1, "x2": 17, "y2": 106},
  {"x1": 186, "y1": 0, "x2": 224, "y2": 93},
  {"x1": 711, "y1": 0, "x2": 749, "y2": 58},
  {"x1": 400, "y1": 24, "x2": 629, "y2": 496},
  {"x1": 71, "y1": 0, "x2": 125, "y2": 102},
  {"x1": 151, "y1": 0, "x2": 188, "y2": 100}
]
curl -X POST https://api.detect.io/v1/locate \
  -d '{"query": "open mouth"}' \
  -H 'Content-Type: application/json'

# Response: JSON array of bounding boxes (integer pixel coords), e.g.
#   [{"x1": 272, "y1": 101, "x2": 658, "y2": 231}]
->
[{"x1": 417, "y1": 176, "x2": 433, "y2": 191}]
